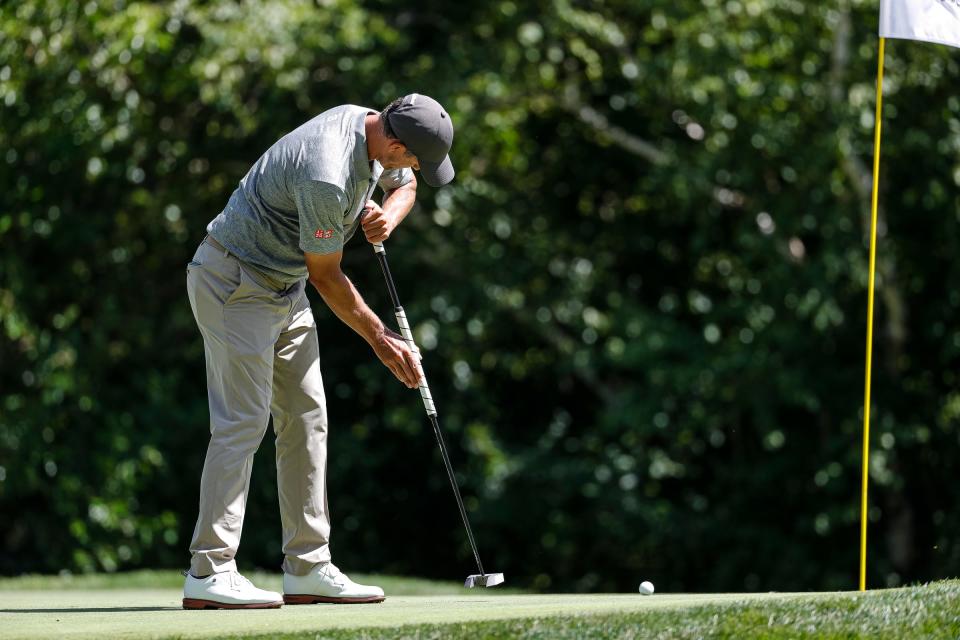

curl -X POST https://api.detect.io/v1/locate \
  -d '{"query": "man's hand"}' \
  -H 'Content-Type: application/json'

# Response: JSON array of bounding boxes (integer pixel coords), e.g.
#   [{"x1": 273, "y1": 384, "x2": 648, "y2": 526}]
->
[
  {"x1": 371, "y1": 328, "x2": 423, "y2": 388},
  {"x1": 361, "y1": 200, "x2": 399, "y2": 244},
  {"x1": 362, "y1": 178, "x2": 417, "y2": 244}
]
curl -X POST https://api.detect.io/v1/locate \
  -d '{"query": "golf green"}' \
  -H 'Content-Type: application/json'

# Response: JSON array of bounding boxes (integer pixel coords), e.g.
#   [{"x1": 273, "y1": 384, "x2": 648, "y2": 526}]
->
[{"x1": 1, "y1": 589, "x2": 815, "y2": 639}]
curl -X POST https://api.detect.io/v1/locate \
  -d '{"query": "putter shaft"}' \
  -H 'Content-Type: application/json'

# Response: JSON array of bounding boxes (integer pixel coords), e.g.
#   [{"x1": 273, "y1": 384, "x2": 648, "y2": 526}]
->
[
  {"x1": 360, "y1": 165, "x2": 494, "y2": 583},
  {"x1": 372, "y1": 244, "x2": 485, "y2": 578}
]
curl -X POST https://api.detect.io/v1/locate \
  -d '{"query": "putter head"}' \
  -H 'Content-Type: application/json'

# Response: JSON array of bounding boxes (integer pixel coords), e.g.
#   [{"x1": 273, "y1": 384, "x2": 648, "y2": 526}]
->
[{"x1": 464, "y1": 573, "x2": 505, "y2": 588}]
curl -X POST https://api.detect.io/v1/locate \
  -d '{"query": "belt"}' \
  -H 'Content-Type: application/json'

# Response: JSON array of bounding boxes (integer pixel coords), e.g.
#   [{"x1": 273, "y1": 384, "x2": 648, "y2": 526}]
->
[
  {"x1": 204, "y1": 234, "x2": 228, "y2": 254},
  {"x1": 203, "y1": 235, "x2": 295, "y2": 295}
]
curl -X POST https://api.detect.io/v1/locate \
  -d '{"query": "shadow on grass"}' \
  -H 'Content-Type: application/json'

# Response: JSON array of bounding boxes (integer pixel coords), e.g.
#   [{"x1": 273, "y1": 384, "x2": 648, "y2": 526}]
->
[{"x1": 1, "y1": 607, "x2": 180, "y2": 613}]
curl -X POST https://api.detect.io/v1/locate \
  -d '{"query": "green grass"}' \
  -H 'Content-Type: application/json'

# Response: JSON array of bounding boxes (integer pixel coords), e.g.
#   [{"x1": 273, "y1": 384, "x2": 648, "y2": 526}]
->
[
  {"x1": 0, "y1": 570, "x2": 492, "y2": 595},
  {"x1": 0, "y1": 571, "x2": 957, "y2": 639}
]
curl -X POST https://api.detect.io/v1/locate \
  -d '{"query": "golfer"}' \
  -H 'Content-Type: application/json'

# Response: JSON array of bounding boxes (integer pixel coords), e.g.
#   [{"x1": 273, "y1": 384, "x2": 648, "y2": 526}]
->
[{"x1": 182, "y1": 94, "x2": 454, "y2": 609}]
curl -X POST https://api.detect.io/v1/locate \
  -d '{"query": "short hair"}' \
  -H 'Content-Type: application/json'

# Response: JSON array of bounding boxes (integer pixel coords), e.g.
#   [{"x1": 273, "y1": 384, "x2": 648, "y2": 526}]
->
[{"x1": 380, "y1": 97, "x2": 405, "y2": 140}]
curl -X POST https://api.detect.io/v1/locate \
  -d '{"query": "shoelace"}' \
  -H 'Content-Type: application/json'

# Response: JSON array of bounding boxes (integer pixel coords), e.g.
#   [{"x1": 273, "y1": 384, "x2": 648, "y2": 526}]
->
[
  {"x1": 228, "y1": 572, "x2": 254, "y2": 591},
  {"x1": 324, "y1": 563, "x2": 347, "y2": 587}
]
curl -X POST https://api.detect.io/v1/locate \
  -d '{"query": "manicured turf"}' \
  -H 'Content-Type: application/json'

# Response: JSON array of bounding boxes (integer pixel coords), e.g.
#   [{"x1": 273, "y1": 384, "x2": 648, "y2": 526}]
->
[
  {"x1": 0, "y1": 572, "x2": 957, "y2": 639},
  {"x1": 0, "y1": 570, "x2": 477, "y2": 596}
]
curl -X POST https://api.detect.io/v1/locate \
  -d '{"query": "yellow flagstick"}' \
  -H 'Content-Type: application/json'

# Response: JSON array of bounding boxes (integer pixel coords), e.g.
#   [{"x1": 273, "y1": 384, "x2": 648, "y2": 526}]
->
[{"x1": 860, "y1": 36, "x2": 886, "y2": 593}]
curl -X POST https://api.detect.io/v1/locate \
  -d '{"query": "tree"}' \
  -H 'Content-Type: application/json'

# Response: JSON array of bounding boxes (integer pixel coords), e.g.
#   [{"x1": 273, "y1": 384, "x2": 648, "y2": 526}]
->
[{"x1": 2, "y1": 0, "x2": 958, "y2": 592}]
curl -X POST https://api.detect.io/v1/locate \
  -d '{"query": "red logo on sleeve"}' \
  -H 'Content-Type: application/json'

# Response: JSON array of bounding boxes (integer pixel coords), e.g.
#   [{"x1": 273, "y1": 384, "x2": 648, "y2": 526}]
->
[{"x1": 315, "y1": 229, "x2": 335, "y2": 239}]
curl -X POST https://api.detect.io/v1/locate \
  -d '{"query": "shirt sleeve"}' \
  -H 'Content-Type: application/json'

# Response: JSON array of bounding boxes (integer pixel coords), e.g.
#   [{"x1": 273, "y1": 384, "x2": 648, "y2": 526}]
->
[
  {"x1": 295, "y1": 180, "x2": 348, "y2": 255},
  {"x1": 378, "y1": 168, "x2": 414, "y2": 191}
]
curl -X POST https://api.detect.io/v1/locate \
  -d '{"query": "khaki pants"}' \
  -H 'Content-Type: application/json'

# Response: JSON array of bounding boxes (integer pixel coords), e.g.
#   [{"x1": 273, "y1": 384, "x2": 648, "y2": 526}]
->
[{"x1": 186, "y1": 238, "x2": 330, "y2": 577}]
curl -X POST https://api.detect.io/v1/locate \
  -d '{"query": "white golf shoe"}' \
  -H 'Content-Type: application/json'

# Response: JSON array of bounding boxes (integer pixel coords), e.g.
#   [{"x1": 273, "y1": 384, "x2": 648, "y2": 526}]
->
[
  {"x1": 283, "y1": 563, "x2": 385, "y2": 604},
  {"x1": 182, "y1": 571, "x2": 283, "y2": 609}
]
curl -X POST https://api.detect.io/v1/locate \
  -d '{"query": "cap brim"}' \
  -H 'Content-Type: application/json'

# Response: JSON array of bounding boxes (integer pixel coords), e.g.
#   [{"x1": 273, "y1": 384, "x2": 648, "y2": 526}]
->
[{"x1": 420, "y1": 155, "x2": 455, "y2": 187}]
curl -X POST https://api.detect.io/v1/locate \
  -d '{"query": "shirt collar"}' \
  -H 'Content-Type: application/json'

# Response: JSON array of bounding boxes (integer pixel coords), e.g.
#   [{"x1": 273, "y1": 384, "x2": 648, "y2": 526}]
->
[{"x1": 353, "y1": 108, "x2": 379, "y2": 184}]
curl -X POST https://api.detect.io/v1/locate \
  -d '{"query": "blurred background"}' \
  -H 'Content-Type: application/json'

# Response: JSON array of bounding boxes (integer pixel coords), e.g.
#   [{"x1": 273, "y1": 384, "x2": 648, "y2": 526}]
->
[{"x1": 2, "y1": 0, "x2": 959, "y2": 594}]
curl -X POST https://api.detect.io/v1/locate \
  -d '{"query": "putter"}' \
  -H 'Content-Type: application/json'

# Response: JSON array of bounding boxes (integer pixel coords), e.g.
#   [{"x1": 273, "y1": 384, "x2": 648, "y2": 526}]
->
[{"x1": 360, "y1": 164, "x2": 504, "y2": 589}]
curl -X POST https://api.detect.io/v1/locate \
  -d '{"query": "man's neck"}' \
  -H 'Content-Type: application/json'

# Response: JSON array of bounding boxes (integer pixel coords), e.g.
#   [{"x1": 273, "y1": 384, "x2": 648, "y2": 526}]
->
[{"x1": 364, "y1": 114, "x2": 382, "y2": 162}]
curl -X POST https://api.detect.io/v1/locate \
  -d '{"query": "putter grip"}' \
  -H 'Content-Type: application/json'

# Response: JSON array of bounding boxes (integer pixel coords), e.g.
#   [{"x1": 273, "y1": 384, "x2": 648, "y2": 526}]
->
[{"x1": 393, "y1": 306, "x2": 437, "y2": 416}]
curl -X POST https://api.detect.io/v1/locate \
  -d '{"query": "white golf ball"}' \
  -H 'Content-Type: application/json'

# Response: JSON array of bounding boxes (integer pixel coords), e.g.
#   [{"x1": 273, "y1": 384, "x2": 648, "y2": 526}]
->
[{"x1": 638, "y1": 580, "x2": 655, "y2": 595}]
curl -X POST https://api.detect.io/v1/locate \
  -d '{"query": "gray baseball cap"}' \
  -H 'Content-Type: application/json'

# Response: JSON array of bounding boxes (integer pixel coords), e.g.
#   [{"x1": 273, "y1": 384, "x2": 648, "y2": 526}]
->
[{"x1": 387, "y1": 94, "x2": 455, "y2": 187}]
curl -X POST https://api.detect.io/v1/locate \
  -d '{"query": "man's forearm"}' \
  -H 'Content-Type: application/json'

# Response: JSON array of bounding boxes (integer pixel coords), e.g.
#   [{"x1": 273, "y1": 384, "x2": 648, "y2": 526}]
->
[
  {"x1": 309, "y1": 270, "x2": 384, "y2": 346},
  {"x1": 382, "y1": 182, "x2": 417, "y2": 227}
]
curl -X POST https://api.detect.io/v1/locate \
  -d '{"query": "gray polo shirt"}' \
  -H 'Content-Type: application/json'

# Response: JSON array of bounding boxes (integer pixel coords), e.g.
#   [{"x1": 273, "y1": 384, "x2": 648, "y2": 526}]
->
[{"x1": 207, "y1": 105, "x2": 413, "y2": 285}]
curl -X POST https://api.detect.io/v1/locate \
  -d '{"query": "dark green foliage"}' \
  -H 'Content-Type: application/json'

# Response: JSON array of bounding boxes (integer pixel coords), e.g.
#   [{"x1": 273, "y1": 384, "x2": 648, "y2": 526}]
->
[{"x1": 1, "y1": 0, "x2": 959, "y2": 592}]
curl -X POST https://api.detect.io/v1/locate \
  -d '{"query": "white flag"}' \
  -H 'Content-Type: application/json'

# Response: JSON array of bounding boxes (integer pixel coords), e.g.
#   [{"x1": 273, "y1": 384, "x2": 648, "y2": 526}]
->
[{"x1": 880, "y1": 0, "x2": 960, "y2": 48}]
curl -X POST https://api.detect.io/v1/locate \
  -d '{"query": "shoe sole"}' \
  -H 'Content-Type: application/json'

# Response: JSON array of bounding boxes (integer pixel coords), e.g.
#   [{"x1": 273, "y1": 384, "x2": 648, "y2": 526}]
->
[
  {"x1": 182, "y1": 598, "x2": 283, "y2": 610},
  {"x1": 283, "y1": 594, "x2": 386, "y2": 605}
]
